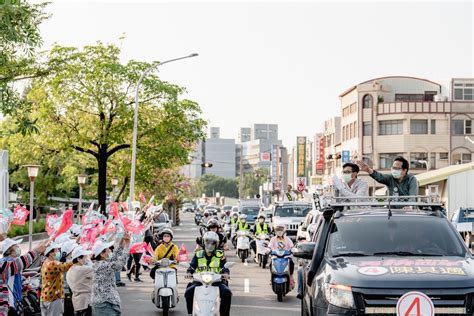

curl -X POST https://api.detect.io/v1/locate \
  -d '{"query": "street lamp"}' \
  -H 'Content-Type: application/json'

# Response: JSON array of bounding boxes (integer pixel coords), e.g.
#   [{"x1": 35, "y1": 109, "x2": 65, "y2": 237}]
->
[
  {"x1": 77, "y1": 174, "x2": 87, "y2": 224},
  {"x1": 23, "y1": 164, "x2": 40, "y2": 250},
  {"x1": 129, "y1": 53, "x2": 199, "y2": 210},
  {"x1": 111, "y1": 177, "x2": 119, "y2": 202}
]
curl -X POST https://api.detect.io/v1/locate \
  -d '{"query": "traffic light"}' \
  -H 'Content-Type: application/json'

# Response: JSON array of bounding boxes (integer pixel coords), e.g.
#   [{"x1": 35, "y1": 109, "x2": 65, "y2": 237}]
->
[
  {"x1": 255, "y1": 194, "x2": 261, "y2": 199},
  {"x1": 201, "y1": 162, "x2": 213, "y2": 168}
]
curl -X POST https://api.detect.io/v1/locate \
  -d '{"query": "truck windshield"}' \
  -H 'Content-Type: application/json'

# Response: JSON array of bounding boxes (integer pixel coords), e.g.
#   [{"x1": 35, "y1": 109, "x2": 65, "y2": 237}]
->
[
  {"x1": 327, "y1": 215, "x2": 466, "y2": 257},
  {"x1": 241, "y1": 207, "x2": 260, "y2": 216},
  {"x1": 274, "y1": 206, "x2": 310, "y2": 217}
]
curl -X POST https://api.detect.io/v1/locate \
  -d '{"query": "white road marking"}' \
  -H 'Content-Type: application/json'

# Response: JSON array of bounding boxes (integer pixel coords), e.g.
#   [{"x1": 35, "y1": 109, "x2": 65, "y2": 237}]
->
[
  {"x1": 232, "y1": 304, "x2": 299, "y2": 312},
  {"x1": 244, "y1": 278, "x2": 250, "y2": 293}
]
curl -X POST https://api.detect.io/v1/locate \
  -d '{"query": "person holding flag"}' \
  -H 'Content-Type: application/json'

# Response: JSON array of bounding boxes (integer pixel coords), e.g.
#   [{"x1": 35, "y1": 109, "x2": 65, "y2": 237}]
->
[{"x1": 91, "y1": 233, "x2": 131, "y2": 316}]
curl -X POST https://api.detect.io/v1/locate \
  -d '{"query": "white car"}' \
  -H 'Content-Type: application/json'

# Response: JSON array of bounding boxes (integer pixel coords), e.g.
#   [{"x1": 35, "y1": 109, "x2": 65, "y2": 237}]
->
[
  {"x1": 296, "y1": 210, "x2": 321, "y2": 242},
  {"x1": 271, "y1": 202, "x2": 312, "y2": 240}
]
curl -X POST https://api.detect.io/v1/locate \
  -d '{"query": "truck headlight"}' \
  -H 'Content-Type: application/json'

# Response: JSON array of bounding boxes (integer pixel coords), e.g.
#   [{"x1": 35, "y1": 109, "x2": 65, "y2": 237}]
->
[{"x1": 323, "y1": 283, "x2": 355, "y2": 309}]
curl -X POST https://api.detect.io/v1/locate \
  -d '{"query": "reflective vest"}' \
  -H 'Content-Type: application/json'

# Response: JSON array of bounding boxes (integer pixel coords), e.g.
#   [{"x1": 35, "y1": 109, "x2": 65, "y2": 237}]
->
[
  {"x1": 230, "y1": 218, "x2": 239, "y2": 225},
  {"x1": 238, "y1": 222, "x2": 249, "y2": 231},
  {"x1": 255, "y1": 223, "x2": 268, "y2": 235},
  {"x1": 196, "y1": 250, "x2": 224, "y2": 273},
  {"x1": 286, "y1": 192, "x2": 293, "y2": 201}
]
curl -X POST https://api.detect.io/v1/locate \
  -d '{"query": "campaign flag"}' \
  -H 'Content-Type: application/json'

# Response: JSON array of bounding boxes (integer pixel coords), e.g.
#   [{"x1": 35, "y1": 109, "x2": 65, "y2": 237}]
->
[
  {"x1": 124, "y1": 219, "x2": 144, "y2": 234},
  {"x1": 100, "y1": 219, "x2": 116, "y2": 235},
  {"x1": 120, "y1": 202, "x2": 128, "y2": 212},
  {"x1": 80, "y1": 226, "x2": 99, "y2": 250},
  {"x1": 145, "y1": 242, "x2": 154, "y2": 256},
  {"x1": 52, "y1": 209, "x2": 73, "y2": 239},
  {"x1": 178, "y1": 243, "x2": 188, "y2": 262},
  {"x1": 129, "y1": 242, "x2": 146, "y2": 254},
  {"x1": 139, "y1": 254, "x2": 154, "y2": 267},
  {"x1": 11, "y1": 205, "x2": 29, "y2": 226},
  {"x1": 109, "y1": 202, "x2": 120, "y2": 219},
  {"x1": 45, "y1": 214, "x2": 59, "y2": 236}
]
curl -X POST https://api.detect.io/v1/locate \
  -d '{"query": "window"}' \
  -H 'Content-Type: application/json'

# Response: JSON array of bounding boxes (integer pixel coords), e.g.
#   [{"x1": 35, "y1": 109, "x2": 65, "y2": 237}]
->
[
  {"x1": 362, "y1": 94, "x2": 373, "y2": 109},
  {"x1": 410, "y1": 152, "x2": 428, "y2": 169},
  {"x1": 363, "y1": 122, "x2": 372, "y2": 136},
  {"x1": 424, "y1": 91, "x2": 437, "y2": 101},
  {"x1": 453, "y1": 82, "x2": 474, "y2": 101},
  {"x1": 350, "y1": 123, "x2": 354, "y2": 139},
  {"x1": 350, "y1": 103, "x2": 357, "y2": 113},
  {"x1": 379, "y1": 120, "x2": 403, "y2": 135},
  {"x1": 439, "y1": 152, "x2": 448, "y2": 160},
  {"x1": 342, "y1": 126, "x2": 346, "y2": 141},
  {"x1": 430, "y1": 152, "x2": 436, "y2": 169},
  {"x1": 452, "y1": 120, "x2": 473, "y2": 135},
  {"x1": 395, "y1": 94, "x2": 424, "y2": 102},
  {"x1": 453, "y1": 153, "x2": 472, "y2": 164},
  {"x1": 410, "y1": 119, "x2": 428, "y2": 134},
  {"x1": 466, "y1": 120, "x2": 472, "y2": 134},
  {"x1": 379, "y1": 153, "x2": 403, "y2": 169},
  {"x1": 343, "y1": 107, "x2": 350, "y2": 117},
  {"x1": 430, "y1": 119, "x2": 436, "y2": 134}
]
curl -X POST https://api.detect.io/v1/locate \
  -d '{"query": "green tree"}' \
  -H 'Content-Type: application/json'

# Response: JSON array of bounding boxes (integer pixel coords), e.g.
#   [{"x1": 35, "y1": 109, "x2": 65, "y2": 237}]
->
[
  {"x1": 3, "y1": 42, "x2": 206, "y2": 211},
  {"x1": 1, "y1": 1, "x2": 49, "y2": 134},
  {"x1": 198, "y1": 174, "x2": 238, "y2": 198},
  {"x1": 237, "y1": 168, "x2": 268, "y2": 198}
]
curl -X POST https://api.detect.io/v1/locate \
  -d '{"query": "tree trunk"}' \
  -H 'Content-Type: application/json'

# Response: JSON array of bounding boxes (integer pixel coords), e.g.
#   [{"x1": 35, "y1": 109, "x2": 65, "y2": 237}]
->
[
  {"x1": 115, "y1": 176, "x2": 129, "y2": 202},
  {"x1": 97, "y1": 146, "x2": 108, "y2": 213}
]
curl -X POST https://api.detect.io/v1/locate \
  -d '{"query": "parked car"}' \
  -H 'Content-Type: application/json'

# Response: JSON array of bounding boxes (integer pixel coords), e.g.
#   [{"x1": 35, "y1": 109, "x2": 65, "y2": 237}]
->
[
  {"x1": 294, "y1": 196, "x2": 474, "y2": 316},
  {"x1": 451, "y1": 208, "x2": 474, "y2": 251},
  {"x1": 182, "y1": 203, "x2": 195, "y2": 213},
  {"x1": 152, "y1": 213, "x2": 172, "y2": 234}
]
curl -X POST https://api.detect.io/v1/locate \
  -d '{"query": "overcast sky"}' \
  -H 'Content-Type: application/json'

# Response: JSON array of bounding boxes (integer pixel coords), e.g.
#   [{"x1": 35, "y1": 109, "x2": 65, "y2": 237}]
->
[{"x1": 39, "y1": 0, "x2": 473, "y2": 148}]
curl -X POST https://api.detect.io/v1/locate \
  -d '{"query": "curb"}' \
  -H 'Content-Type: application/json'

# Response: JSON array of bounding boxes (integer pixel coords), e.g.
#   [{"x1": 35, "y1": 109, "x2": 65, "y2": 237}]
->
[{"x1": 14, "y1": 232, "x2": 49, "y2": 242}]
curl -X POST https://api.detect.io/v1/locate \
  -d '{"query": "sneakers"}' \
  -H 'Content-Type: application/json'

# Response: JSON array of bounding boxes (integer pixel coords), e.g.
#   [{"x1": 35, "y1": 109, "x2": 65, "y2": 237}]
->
[
  {"x1": 116, "y1": 282, "x2": 126, "y2": 287},
  {"x1": 134, "y1": 278, "x2": 143, "y2": 282},
  {"x1": 126, "y1": 272, "x2": 132, "y2": 282}
]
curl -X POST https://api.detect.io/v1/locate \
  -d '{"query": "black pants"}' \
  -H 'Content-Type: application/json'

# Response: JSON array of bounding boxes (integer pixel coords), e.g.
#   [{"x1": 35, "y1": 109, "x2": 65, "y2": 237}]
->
[
  {"x1": 185, "y1": 282, "x2": 232, "y2": 316},
  {"x1": 250, "y1": 240, "x2": 257, "y2": 254},
  {"x1": 127, "y1": 253, "x2": 142, "y2": 279}
]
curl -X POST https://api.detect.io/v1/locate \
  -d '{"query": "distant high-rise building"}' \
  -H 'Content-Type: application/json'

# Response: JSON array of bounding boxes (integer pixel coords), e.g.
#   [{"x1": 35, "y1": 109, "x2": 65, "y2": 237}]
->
[
  {"x1": 238, "y1": 127, "x2": 251, "y2": 143},
  {"x1": 251, "y1": 124, "x2": 278, "y2": 141}
]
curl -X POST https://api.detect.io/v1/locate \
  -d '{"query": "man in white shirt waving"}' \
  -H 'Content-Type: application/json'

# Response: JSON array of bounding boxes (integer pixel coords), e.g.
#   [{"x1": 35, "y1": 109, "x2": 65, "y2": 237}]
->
[{"x1": 332, "y1": 163, "x2": 369, "y2": 197}]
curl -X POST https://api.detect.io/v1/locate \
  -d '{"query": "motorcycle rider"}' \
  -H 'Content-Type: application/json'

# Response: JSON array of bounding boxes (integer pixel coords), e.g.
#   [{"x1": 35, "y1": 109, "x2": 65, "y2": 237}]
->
[
  {"x1": 250, "y1": 214, "x2": 272, "y2": 255},
  {"x1": 196, "y1": 219, "x2": 228, "y2": 250},
  {"x1": 269, "y1": 224, "x2": 295, "y2": 288},
  {"x1": 229, "y1": 212, "x2": 239, "y2": 225},
  {"x1": 151, "y1": 228, "x2": 179, "y2": 280},
  {"x1": 200, "y1": 211, "x2": 211, "y2": 226},
  {"x1": 184, "y1": 232, "x2": 232, "y2": 316},
  {"x1": 232, "y1": 214, "x2": 250, "y2": 246}
]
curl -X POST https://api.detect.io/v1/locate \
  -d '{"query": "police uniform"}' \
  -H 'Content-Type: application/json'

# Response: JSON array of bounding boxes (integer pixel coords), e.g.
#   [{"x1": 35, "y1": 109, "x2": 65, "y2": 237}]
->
[{"x1": 184, "y1": 250, "x2": 232, "y2": 316}]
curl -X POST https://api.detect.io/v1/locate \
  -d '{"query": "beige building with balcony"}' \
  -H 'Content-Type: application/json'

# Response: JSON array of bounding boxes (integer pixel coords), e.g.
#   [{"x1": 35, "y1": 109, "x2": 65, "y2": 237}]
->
[{"x1": 326, "y1": 76, "x2": 474, "y2": 194}]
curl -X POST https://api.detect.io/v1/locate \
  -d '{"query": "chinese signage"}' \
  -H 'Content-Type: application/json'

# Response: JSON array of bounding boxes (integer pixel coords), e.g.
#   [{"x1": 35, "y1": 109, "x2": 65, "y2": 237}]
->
[
  {"x1": 271, "y1": 145, "x2": 280, "y2": 190},
  {"x1": 296, "y1": 136, "x2": 306, "y2": 177},
  {"x1": 260, "y1": 152, "x2": 271, "y2": 162},
  {"x1": 316, "y1": 136, "x2": 324, "y2": 173}
]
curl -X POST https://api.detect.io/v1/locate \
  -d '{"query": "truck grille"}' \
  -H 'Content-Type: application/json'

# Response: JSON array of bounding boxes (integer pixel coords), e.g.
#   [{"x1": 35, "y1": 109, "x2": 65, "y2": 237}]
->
[
  {"x1": 354, "y1": 290, "x2": 473, "y2": 316},
  {"x1": 286, "y1": 224, "x2": 299, "y2": 231}
]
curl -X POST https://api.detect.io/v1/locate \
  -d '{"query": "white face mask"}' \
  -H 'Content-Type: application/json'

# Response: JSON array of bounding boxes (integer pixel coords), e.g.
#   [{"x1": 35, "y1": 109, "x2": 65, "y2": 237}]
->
[
  {"x1": 276, "y1": 231, "x2": 284, "y2": 237},
  {"x1": 342, "y1": 174, "x2": 352, "y2": 183},
  {"x1": 391, "y1": 169, "x2": 402, "y2": 179},
  {"x1": 259, "y1": 219, "x2": 265, "y2": 223}
]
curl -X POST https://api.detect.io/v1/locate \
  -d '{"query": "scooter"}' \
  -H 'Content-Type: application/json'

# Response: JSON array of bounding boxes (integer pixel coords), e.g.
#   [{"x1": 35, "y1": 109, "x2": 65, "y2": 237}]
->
[
  {"x1": 195, "y1": 213, "x2": 203, "y2": 225},
  {"x1": 152, "y1": 258, "x2": 178, "y2": 316},
  {"x1": 185, "y1": 262, "x2": 234, "y2": 316},
  {"x1": 223, "y1": 219, "x2": 231, "y2": 240},
  {"x1": 270, "y1": 249, "x2": 292, "y2": 302},
  {"x1": 22, "y1": 269, "x2": 41, "y2": 316},
  {"x1": 230, "y1": 224, "x2": 238, "y2": 248},
  {"x1": 236, "y1": 230, "x2": 251, "y2": 263},
  {"x1": 254, "y1": 233, "x2": 271, "y2": 269}
]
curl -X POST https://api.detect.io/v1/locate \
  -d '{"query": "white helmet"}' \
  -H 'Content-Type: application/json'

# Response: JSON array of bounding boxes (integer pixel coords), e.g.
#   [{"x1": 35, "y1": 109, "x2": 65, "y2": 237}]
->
[
  {"x1": 202, "y1": 231, "x2": 219, "y2": 253},
  {"x1": 239, "y1": 214, "x2": 247, "y2": 222}
]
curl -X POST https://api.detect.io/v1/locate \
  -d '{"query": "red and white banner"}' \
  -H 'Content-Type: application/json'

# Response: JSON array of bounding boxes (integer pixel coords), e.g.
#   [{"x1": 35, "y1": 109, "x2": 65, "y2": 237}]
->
[{"x1": 11, "y1": 205, "x2": 29, "y2": 226}]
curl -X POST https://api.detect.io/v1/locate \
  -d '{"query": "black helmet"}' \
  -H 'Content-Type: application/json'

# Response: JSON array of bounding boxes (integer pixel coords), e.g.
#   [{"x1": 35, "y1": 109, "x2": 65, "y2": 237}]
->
[
  {"x1": 159, "y1": 228, "x2": 174, "y2": 240},
  {"x1": 207, "y1": 219, "x2": 220, "y2": 229}
]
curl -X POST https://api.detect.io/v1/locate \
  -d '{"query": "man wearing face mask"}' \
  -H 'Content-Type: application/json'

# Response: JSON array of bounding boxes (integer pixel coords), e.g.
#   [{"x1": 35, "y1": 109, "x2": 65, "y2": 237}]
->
[
  {"x1": 332, "y1": 163, "x2": 369, "y2": 197},
  {"x1": 356, "y1": 156, "x2": 418, "y2": 197},
  {"x1": 250, "y1": 215, "x2": 271, "y2": 256},
  {"x1": 41, "y1": 242, "x2": 74, "y2": 316}
]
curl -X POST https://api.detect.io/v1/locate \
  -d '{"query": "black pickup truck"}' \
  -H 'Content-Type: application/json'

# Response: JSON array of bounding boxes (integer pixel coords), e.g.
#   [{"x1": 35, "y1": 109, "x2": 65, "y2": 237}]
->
[{"x1": 294, "y1": 198, "x2": 474, "y2": 316}]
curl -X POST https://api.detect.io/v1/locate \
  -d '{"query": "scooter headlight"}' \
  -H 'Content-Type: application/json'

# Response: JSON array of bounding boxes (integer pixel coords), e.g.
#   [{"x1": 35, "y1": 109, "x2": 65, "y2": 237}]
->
[
  {"x1": 201, "y1": 273, "x2": 213, "y2": 284},
  {"x1": 160, "y1": 258, "x2": 170, "y2": 267},
  {"x1": 323, "y1": 283, "x2": 355, "y2": 309}
]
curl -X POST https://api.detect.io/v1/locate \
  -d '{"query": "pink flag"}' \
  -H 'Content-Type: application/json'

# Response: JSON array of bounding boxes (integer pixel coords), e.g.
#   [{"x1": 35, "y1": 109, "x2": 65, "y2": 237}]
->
[
  {"x1": 80, "y1": 226, "x2": 99, "y2": 250},
  {"x1": 109, "y1": 202, "x2": 120, "y2": 219},
  {"x1": 178, "y1": 243, "x2": 188, "y2": 262},
  {"x1": 100, "y1": 219, "x2": 116, "y2": 235},
  {"x1": 120, "y1": 214, "x2": 132, "y2": 227},
  {"x1": 11, "y1": 205, "x2": 29, "y2": 226},
  {"x1": 52, "y1": 209, "x2": 73, "y2": 239},
  {"x1": 124, "y1": 219, "x2": 144, "y2": 234},
  {"x1": 145, "y1": 242, "x2": 154, "y2": 255},
  {"x1": 120, "y1": 202, "x2": 128, "y2": 212},
  {"x1": 46, "y1": 214, "x2": 59, "y2": 236},
  {"x1": 129, "y1": 242, "x2": 146, "y2": 254}
]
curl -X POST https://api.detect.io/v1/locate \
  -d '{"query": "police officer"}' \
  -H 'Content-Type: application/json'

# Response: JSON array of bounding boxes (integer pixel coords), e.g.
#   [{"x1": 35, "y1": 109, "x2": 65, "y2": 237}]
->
[
  {"x1": 185, "y1": 232, "x2": 232, "y2": 316},
  {"x1": 196, "y1": 219, "x2": 228, "y2": 250},
  {"x1": 250, "y1": 214, "x2": 272, "y2": 255},
  {"x1": 232, "y1": 214, "x2": 250, "y2": 246}
]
